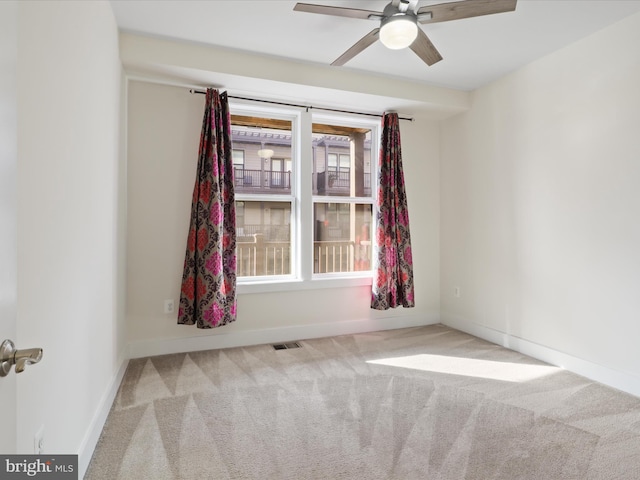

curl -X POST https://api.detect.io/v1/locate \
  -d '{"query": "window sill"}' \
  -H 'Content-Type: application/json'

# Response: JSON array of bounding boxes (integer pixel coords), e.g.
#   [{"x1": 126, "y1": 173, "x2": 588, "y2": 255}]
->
[{"x1": 237, "y1": 274, "x2": 373, "y2": 295}]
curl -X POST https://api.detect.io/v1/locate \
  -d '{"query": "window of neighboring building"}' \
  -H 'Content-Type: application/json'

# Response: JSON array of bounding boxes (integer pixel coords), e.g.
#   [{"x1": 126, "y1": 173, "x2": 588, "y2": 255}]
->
[
  {"x1": 326, "y1": 153, "x2": 351, "y2": 188},
  {"x1": 270, "y1": 158, "x2": 292, "y2": 189},
  {"x1": 232, "y1": 149, "x2": 245, "y2": 167},
  {"x1": 236, "y1": 200, "x2": 245, "y2": 228},
  {"x1": 232, "y1": 149, "x2": 245, "y2": 185}
]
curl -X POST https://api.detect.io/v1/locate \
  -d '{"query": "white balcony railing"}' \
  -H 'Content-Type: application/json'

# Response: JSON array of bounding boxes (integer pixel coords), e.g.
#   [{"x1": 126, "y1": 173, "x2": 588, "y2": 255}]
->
[
  {"x1": 236, "y1": 235, "x2": 371, "y2": 277},
  {"x1": 237, "y1": 236, "x2": 290, "y2": 277}
]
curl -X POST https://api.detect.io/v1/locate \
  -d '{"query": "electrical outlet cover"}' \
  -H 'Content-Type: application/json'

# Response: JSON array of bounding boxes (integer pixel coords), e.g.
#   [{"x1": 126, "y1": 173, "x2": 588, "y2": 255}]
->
[{"x1": 164, "y1": 299, "x2": 175, "y2": 314}]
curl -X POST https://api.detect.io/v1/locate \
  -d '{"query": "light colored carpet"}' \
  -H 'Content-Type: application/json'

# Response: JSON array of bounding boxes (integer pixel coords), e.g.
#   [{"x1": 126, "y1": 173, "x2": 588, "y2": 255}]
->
[{"x1": 85, "y1": 324, "x2": 640, "y2": 479}]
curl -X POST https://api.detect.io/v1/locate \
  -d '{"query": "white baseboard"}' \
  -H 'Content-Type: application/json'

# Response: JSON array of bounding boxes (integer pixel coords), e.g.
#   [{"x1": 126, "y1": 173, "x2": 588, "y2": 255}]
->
[
  {"x1": 442, "y1": 313, "x2": 640, "y2": 398},
  {"x1": 128, "y1": 313, "x2": 439, "y2": 359},
  {"x1": 78, "y1": 355, "x2": 129, "y2": 479}
]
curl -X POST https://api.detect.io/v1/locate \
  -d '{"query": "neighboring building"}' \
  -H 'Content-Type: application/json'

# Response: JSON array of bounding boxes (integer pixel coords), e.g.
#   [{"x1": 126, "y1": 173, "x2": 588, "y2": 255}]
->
[{"x1": 231, "y1": 128, "x2": 372, "y2": 198}]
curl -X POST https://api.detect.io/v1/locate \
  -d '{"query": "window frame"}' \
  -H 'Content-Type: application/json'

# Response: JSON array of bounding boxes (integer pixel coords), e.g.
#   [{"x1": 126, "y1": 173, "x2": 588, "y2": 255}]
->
[
  {"x1": 310, "y1": 112, "x2": 377, "y2": 280},
  {"x1": 230, "y1": 101, "x2": 379, "y2": 294}
]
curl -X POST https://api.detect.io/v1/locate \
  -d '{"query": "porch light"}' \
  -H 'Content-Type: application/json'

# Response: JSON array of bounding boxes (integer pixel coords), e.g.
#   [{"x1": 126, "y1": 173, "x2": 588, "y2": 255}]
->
[
  {"x1": 257, "y1": 148, "x2": 274, "y2": 159},
  {"x1": 379, "y1": 14, "x2": 418, "y2": 50}
]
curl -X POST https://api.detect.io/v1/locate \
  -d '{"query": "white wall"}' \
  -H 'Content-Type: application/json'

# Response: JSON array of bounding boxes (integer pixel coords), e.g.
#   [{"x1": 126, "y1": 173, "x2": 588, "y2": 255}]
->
[
  {"x1": 441, "y1": 12, "x2": 640, "y2": 393},
  {"x1": 16, "y1": 0, "x2": 125, "y2": 472},
  {"x1": 0, "y1": 0, "x2": 18, "y2": 455},
  {"x1": 126, "y1": 80, "x2": 440, "y2": 356}
]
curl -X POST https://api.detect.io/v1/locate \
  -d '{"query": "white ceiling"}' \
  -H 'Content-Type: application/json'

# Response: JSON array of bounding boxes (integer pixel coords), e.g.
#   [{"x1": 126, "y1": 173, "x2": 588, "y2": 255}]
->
[{"x1": 110, "y1": 0, "x2": 640, "y2": 91}]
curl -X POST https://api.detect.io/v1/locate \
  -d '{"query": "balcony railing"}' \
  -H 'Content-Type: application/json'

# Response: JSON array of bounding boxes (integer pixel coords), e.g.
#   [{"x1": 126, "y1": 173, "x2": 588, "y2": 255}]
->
[
  {"x1": 315, "y1": 240, "x2": 353, "y2": 273},
  {"x1": 237, "y1": 237, "x2": 290, "y2": 277},
  {"x1": 315, "y1": 171, "x2": 371, "y2": 196},
  {"x1": 235, "y1": 168, "x2": 291, "y2": 192},
  {"x1": 234, "y1": 168, "x2": 372, "y2": 195},
  {"x1": 236, "y1": 235, "x2": 371, "y2": 277}
]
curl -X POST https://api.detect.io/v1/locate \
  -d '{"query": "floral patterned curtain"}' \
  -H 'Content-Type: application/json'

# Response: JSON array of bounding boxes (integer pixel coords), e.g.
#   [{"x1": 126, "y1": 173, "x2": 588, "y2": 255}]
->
[
  {"x1": 178, "y1": 89, "x2": 237, "y2": 328},
  {"x1": 371, "y1": 113, "x2": 415, "y2": 310}
]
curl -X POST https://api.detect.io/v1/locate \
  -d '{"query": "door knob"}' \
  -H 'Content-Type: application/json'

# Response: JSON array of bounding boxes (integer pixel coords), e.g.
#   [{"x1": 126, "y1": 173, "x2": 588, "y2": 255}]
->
[{"x1": 0, "y1": 339, "x2": 43, "y2": 377}]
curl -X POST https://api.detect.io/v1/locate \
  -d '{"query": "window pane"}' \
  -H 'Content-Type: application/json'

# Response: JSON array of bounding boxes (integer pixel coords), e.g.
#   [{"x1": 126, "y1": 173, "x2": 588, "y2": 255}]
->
[
  {"x1": 231, "y1": 115, "x2": 292, "y2": 194},
  {"x1": 232, "y1": 149, "x2": 244, "y2": 167},
  {"x1": 312, "y1": 124, "x2": 372, "y2": 198},
  {"x1": 237, "y1": 201, "x2": 292, "y2": 277},
  {"x1": 313, "y1": 203, "x2": 372, "y2": 274}
]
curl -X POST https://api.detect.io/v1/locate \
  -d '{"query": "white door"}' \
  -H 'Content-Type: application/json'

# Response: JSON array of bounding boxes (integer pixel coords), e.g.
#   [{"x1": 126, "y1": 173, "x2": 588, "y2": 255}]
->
[{"x1": 0, "y1": 0, "x2": 18, "y2": 454}]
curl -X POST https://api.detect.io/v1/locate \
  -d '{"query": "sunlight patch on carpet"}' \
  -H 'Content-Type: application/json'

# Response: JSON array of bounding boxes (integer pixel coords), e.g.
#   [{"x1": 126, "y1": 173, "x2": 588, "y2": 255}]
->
[{"x1": 367, "y1": 354, "x2": 561, "y2": 382}]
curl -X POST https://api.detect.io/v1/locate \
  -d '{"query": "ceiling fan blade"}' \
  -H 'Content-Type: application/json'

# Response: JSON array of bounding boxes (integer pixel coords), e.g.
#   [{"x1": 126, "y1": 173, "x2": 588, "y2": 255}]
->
[
  {"x1": 410, "y1": 29, "x2": 443, "y2": 66},
  {"x1": 417, "y1": 0, "x2": 517, "y2": 24},
  {"x1": 294, "y1": 3, "x2": 381, "y2": 21},
  {"x1": 331, "y1": 28, "x2": 380, "y2": 66}
]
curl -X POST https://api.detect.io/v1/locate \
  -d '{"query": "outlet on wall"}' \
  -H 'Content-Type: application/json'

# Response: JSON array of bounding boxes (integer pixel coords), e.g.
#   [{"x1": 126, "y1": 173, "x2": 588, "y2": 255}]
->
[
  {"x1": 454, "y1": 286, "x2": 461, "y2": 298},
  {"x1": 164, "y1": 299, "x2": 175, "y2": 314},
  {"x1": 34, "y1": 425, "x2": 44, "y2": 454}
]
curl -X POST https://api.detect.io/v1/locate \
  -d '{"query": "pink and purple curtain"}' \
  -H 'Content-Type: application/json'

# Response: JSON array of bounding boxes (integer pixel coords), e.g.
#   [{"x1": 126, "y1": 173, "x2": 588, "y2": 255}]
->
[
  {"x1": 178, "y1": 89, "x2": 237, "y2": 328},
  {"x1": 371, "y1": 113, "x2": 415, "y2": 310}
]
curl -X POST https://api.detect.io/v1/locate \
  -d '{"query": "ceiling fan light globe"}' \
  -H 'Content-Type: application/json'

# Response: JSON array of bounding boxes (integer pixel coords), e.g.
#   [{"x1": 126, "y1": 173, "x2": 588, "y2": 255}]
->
[{"x1": 380, "y1": 17, "x2": 418, "y2": 50}]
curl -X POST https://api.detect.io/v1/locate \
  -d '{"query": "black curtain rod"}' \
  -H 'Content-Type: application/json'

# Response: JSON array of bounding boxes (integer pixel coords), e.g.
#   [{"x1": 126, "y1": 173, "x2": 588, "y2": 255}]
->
[{"x1": 188, "y1": 89, "x2": 413, "y2": 122}]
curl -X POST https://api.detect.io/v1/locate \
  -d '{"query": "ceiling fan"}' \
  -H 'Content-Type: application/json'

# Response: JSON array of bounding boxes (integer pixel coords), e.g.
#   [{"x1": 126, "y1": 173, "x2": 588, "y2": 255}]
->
[{"x1": 293, "y1": 0, "x2": 517, "y2": 67}]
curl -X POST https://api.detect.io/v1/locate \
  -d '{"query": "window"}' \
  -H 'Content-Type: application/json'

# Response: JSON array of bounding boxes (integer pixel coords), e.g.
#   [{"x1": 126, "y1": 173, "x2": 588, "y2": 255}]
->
[
  {"x1": 231, "y1": 113, "x2": 294, "y2": 279},
  {"x1": 327, "y1": 153, "x2": 351, "y2": 189},
  {"x1": 230, "y1": 103, "x2": 378, "y2": 288},
  {"x1": 236, "y1": 201, "x2": 291, "y2": 277},
  {"x1": 313, "y1": 203, "x2": 372, "y2": 273},
  {"x1": 232, "y1": 149, "x2": 245, "y2": 185},
  {"x1": 270, "y1": 158, "x2": 291, "y2": 189},
  {"x1": 312, "y1": 120, "x2": 374, "y2": 275},
  {"x1": 236, "y1": 200, "x2": 245, "y2": 230},
  {"x1": 232, "y1": 149, "x2": 244, "y2": 167}
]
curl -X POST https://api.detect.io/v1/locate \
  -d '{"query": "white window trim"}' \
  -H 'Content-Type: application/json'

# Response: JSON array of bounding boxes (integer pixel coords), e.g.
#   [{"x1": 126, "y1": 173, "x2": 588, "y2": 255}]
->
[{"x1": 230, "y1": 102, "x2": 378, "y2": 294}]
